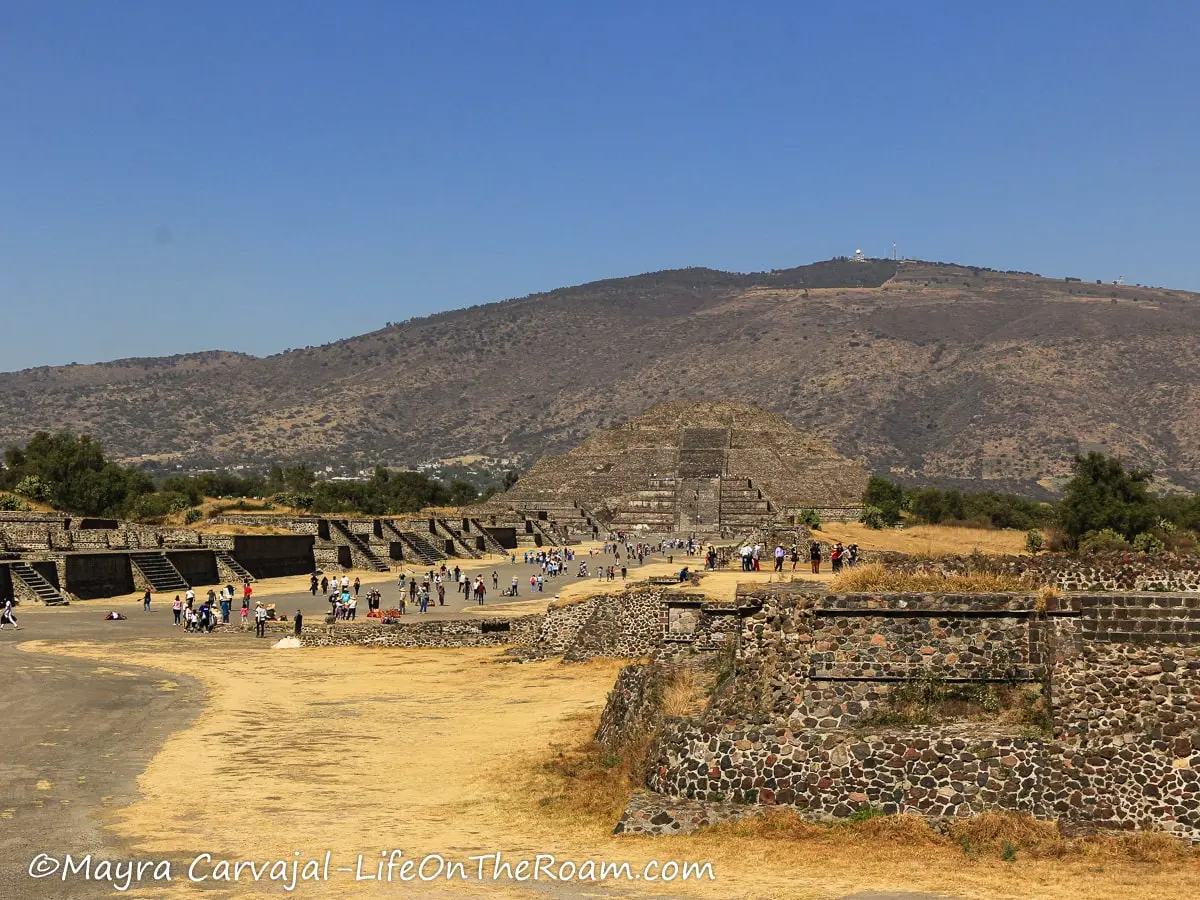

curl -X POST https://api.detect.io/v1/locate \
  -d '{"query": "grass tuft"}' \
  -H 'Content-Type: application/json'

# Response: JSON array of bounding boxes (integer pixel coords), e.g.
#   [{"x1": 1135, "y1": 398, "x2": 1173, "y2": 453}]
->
[{"x1": 829, "y1": 563, "x2": 1033, "y2": 593}]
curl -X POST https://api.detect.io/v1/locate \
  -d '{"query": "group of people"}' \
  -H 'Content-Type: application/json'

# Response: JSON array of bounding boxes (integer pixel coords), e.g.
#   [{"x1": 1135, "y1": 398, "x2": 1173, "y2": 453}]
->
[
  {"x1": 738, "y1": 541, "x2": 861, "y2": 574},
  {"x1": 168, "y1": 581, "x2": 257, "y2": 631}
]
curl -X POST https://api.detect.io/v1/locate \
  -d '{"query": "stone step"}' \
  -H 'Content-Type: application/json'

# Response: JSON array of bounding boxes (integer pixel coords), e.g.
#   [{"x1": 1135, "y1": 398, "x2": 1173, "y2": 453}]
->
[
  {"x1": 9, "y1": 563, "x2": 70, "y2": 606},
  {"x1": 129, "y1": 552, "x2": 190, "y2": 592}
]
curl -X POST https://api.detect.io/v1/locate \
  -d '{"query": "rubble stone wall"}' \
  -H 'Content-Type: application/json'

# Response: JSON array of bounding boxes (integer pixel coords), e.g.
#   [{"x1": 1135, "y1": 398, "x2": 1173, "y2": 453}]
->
[
  {"x1": 627, "y1": 585, "x2": 1200, "y2": 839},
  {"x1": 298, "y1": 615, "x2": 543, "y2": 649}
]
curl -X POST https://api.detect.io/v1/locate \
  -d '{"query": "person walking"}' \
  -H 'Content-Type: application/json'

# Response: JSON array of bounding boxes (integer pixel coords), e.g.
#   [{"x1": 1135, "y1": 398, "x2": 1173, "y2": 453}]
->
[
  {"x1": 171, "y1": 595, "x2": 183, "y2": 626},
  {"x1": 0, "y1": 597, "x2": 19, "y2": 630},
  {"x1": 241, "y1": 595, "x2": 250, "y2": 627},
  {"x1": 418, "y1": 586, "x2": 429, "y2": 614},
  {"x1": 774, "y1": 545, "x2": 785, "y2": 573},
  {"x1": 143, "y1": 589, "x2": 152, "y2": 612},
  {"x1": 810, "y1": 541, "x2": 822, "y2": 575},
  {"x1": 254, "y1": 601, "x2": 267, "y2": 637},
  {"x1": 353, "y1": 577, "x2": 361, "y2": 598},
  {"x1": 310, "y1": 574, "x2": 319, "y2": 596},
  {"x1": 321, "y1": 575, "x2": 329, "y2": 595}
]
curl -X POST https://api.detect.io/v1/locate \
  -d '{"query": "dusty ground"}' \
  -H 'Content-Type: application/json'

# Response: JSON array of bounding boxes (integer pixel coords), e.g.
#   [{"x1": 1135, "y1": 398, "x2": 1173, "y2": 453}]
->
[{"x1": 3, "y1": 624, "x2": 1196, "y2": 899}]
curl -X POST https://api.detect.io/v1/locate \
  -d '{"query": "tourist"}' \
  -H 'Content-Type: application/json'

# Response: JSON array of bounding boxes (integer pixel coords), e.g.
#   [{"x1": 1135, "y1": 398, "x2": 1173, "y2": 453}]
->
[
  {"x1": 774, "y1": 545, "x2": 785, "y2": 572},
  {"x1": 418, "y1": 585, "x2": 429, "y2": 614},
  {"x1": 347, "y1": 593, "x2": 357, "y2": 620},
  {"x1": 436, "y1": 580, "x2": 445, "y2": 606},
  {"x1": 353, "y1": 577, "x2": 361, "y2": 598},
  {"x1": 294, "y1": 609, "x2": 303, "y2": 637},
  {"x1": 511, "y1": 575, "x2": 519, "y2": 596},
  {"x1": 321, "y1": 575, "x2": 329, "y2": 595},
  {"x1": 0, "y1": 597, "x2": 18, "y2": 630},
  {"x1": 171, "y1": 595, "x2": 183, "y2": 626},
  {"x1": 848, "y1": 544, "x2": 859, "y2": 567},
  {"x1": 474, "y1": 577, "x2": 486, "y2": 605},
  {"x1": 241, "y1": 595, "x2": 250, "y2": 626},
  {"x1": 143, "y1": 589, "x2": 152, "y2": 612},
  {"x1": 810, "y1": 542, "x2": 821, "y2": 574},
  {"x1": 620, "y1": 565, "x2": 627, "y2": 581},
  {"x1": 831, "y1": 542, "x2": 844, "y2": 574},
  {"x1": 243, "y1": 581, "x2": 253, "y2": 607},
  {"x1": 310, "y1": 574, "x2": 319, "y2": 595},
  {"x1": 491, "y1": 570, "x2": 498, "y2": 592},
  {"x1": 219, "y1": 592, "x2": 231, "y2": 624},
  {"x1": 254, "y1": 601, "x2": 268, "y2": 637},
  {"x1": 340, "y1": 574, "x2": 349, "y2": 593},
  {"x1": 185, "y1": 586, "x2": 195, "y2": 608}
]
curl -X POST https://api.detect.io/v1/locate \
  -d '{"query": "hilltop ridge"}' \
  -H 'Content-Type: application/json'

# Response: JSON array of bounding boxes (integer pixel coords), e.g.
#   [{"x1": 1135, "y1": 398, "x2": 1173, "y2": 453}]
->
[{"x1": 1, "y1": 258, "x2": 1197, "y2": 491}]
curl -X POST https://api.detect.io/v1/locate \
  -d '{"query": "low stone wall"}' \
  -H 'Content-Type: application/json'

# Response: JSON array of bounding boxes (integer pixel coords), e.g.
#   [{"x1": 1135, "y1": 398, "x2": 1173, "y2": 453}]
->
[
  {"x1": 875, "y1": 551, "x2": 1200, "y2": 592},
  {"x1": 298, "y1": 616, "x2": 543, "y2": 649},
  {"x1": 644, "y1": 719, "x2": 1200, "y2": 839}
]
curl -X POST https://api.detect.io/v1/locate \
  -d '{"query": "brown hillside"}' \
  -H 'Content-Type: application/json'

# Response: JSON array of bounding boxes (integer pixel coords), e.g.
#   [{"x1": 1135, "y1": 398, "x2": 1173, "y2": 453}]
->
[{"x1": 1, "y1": 259, "x2": 1197, "y2": 490}]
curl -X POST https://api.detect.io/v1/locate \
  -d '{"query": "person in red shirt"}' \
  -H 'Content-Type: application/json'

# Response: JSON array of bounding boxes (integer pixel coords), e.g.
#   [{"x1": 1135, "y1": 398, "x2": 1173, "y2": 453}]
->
[{"x1": 243, "y1": 581, "x2": 252, "y2": 603}]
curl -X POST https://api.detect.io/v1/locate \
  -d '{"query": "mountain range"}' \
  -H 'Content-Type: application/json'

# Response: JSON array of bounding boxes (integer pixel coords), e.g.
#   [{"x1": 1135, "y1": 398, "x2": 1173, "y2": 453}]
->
[{"x1": 2, "y1": 258, "x2": 1198, "y2": 493}]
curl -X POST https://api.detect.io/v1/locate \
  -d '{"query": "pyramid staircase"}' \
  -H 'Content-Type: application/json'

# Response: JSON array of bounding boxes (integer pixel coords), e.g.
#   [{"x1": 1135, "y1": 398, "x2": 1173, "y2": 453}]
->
[
  {"x1": 467, "y1": 518, "x2": 508, "y2": 555},
  {"x1": 330, "y1": 522, "x2": 390, "y2": 572},
  {"x1": 129, "y1": 552, "x2": 190, "y2": 592},
  {"x1": 433, "y1": 518, "x2": 482, "y2": 558},
  {"x1": 383, "y1": 522, "x2": 447, "y2": 566},
  {"x1": 10, "y1": 562, "x2": 70, "y2": 606},
  {"x1": 214, "y1": 550, "x2": 254, "y2": 582}
]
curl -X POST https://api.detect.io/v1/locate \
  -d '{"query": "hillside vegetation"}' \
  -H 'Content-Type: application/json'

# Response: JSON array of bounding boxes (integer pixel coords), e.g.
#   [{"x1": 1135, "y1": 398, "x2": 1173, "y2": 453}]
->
[{"x1": 2, "y1": 258, "x2": 1199, "y2": 491}]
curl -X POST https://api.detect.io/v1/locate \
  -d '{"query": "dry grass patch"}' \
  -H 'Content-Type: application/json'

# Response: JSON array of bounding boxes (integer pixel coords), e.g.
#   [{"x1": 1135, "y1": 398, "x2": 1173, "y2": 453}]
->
[
  {"x1": 816, "y1": 522, "x2": 1027, "y2": 556},
  {"x1": 830, "y1": 563, "x2": 1032, "y2": 593}
]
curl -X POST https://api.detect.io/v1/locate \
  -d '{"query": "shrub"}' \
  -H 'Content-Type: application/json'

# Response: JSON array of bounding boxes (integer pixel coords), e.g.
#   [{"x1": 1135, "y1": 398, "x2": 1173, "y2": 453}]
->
[
  {"x1": 183, "y1": 508, "x2": 203, "y2": 525},
  {"x1": 1079, "y1": 527, "x2": 1131, "y2": 554},
  {"x1": 14, "y1": 475, "x2": 50, "y2": 501},
  {"x1": 796, "y1": 508, "x2": 821, "y2": 529},
  {"x1": 1131, "y1": 531, "x2": 1166, "y2": 554},
  {"x1": 859, "y1": 506, "x2": 887, "y2": 529},
  {"x1": 1024, "y1": 529, "x2": 1044, "y2": 554},
  {"x1": 0, "y1": 493, "x2": 31, "y2": 512}
]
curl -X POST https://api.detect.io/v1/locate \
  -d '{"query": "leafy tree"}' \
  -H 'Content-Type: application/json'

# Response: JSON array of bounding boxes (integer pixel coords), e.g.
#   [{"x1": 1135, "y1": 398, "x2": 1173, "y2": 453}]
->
[
  {"x1": 859, "y1": 506, "x2": 887, "y2": 529},
  {"x1": 502, "y1": 469, "x2": 520, "y2": 490},
  {"x1": 1057, "y1": 453, "x2": 1158, "y2": 542},
  {"x1": 447, "y1": 479, "x2": 478, "y2": 506},
  {"x1": 862, "y1": 476, "x2": 904, "y2": 525}
]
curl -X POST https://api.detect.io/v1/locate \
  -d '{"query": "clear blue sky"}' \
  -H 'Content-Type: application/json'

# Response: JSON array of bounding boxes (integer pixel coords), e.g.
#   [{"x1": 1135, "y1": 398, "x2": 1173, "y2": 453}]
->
[{"x1": 2, "y1": 2, "x2": 1197, "y2": 371}]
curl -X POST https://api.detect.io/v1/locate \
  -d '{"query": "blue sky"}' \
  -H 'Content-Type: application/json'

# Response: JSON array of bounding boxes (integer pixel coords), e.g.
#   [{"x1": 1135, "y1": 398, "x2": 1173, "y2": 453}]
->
[{"x1": 2, "y1": 2, "x2": 1197, "y2": 371}]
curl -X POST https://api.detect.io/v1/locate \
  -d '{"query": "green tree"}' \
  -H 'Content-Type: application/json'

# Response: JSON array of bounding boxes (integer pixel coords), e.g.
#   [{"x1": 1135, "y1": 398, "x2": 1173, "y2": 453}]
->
[
  {"x1": 1057, "y1": 453, "x2": 1158, "y2": 543},
  {"x1": 862, "y1": 476, "x2": 903, "y2": 525}
]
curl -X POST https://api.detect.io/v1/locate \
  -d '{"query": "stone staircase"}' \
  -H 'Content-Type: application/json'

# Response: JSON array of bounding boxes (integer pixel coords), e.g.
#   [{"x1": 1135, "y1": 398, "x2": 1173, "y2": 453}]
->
[
  {"x1": 466, "y1": 518, "x2": 508, "y2": 555},
  {"x1": 129, "y1": 552, "x2": 190, "y2": 592},
  {"x1": 383, "y1": 522, "x2": 447, "y2": 566},
  {"x1": 719, "y1": 477, "x2": 775, "y2": 531},
  {"x1": 214, "y1": 550, "x2": 254, "y2": 583},
  {"x1": 433, "y1": 518, "x2": 482, "y2": 558},
  {"x1": 330, "y1": 522, "x2": 390, "y2": 572},
  {"x1": 10, "y1": 563, "x2": 70, "y2": 606}
]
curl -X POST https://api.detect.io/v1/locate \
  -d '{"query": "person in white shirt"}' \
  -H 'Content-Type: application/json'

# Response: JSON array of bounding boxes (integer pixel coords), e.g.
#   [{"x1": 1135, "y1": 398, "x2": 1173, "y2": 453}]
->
[{"x1": 254, "y1": 601, "x2": 268, "y2": 638}]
